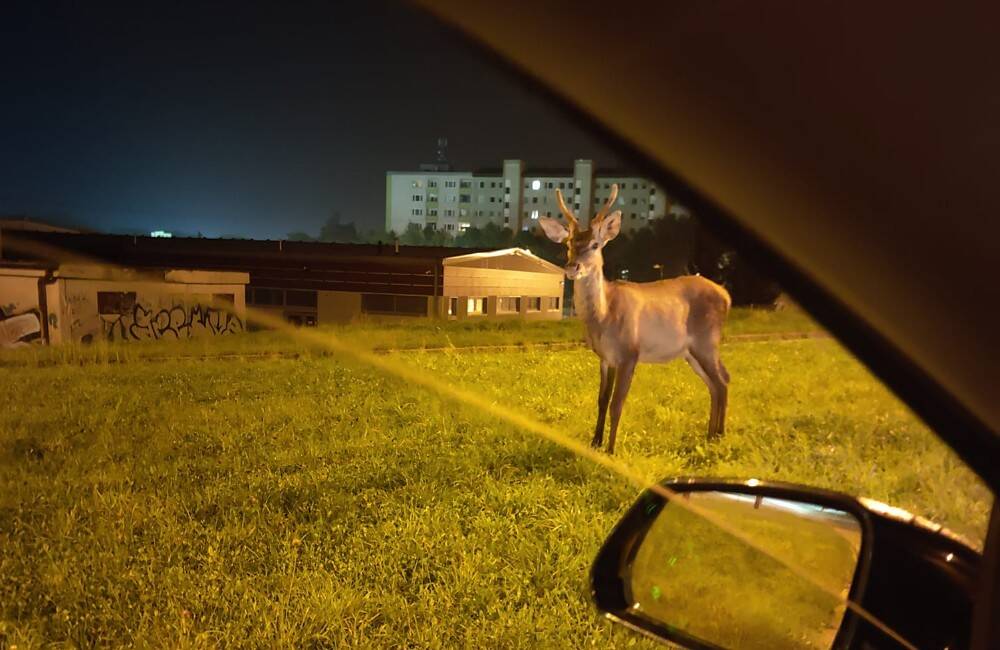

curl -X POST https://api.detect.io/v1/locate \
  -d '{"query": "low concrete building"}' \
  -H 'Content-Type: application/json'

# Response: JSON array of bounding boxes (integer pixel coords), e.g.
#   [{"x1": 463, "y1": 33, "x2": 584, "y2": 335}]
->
[
  {"x1": 1, "y1": 231, "x2": 565, "y2": 334},
  {"x1": 0, "y1": 262, "x2": 248, "y2": 347}
]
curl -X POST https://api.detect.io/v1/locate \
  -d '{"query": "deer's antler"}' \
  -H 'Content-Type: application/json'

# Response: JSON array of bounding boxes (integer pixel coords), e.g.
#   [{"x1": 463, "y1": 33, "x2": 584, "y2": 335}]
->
[
  {"x1": 554, "y1": 188, "x2": 579, "y2": 230},
  {"x1": 593, "y1": 183, "x2": 619, "y2": 223}
]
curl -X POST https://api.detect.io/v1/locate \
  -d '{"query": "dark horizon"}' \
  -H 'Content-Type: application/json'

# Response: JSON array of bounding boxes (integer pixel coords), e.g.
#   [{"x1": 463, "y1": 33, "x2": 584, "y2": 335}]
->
[{"x1": 1, "y1": 1, "x2": 626, "y2": 239}]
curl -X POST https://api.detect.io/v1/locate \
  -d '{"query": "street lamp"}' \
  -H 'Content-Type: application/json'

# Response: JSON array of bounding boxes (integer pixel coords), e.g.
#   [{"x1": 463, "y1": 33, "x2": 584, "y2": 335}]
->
[{"x1": 653, "y1": 263, "x2": 664, "y2": 279}]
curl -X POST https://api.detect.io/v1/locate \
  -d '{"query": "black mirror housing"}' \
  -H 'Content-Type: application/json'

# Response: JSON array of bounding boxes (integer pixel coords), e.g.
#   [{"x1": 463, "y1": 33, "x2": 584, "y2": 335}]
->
[{"x1": 591, "y1": 478, "x2": 979, "y2": 649}]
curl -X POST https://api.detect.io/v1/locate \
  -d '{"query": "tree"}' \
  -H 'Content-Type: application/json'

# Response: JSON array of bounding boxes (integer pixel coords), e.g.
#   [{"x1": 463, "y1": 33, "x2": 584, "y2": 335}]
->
[
  {"x1": 319, "y1": 211, "x2": 360, "y2": 243},
  {"x1": 399, "y1": 223, "x2": 425, "y2": 246},
  {"x1": 286, "y1": 231, "x2": 316, "y2": 241}
]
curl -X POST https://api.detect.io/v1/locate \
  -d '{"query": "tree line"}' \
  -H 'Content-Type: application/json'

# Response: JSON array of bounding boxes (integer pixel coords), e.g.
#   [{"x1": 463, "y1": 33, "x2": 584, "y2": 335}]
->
[{"x1": 289, "y1": 213, "x2": 780, "y2": 306}]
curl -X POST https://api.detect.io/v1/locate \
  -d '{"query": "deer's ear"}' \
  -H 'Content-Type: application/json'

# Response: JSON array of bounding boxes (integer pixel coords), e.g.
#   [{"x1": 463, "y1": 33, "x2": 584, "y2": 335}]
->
[
  {"x1": 596, "y1": 210, "x2": 622, "y2": 243},
  {"x1": 538, "y1": 217, "x2": 570, "y2": 243}
]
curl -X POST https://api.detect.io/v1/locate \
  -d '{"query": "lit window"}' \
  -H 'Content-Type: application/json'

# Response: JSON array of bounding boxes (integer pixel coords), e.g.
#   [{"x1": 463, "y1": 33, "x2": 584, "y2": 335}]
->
[
  {"x1": 467, "y1": 297, "x2": 485, "y2": 315},
  {"x1": 531, "y1": 179, "x2": 541, "y2": 190},
  {"x1": 459, "y1": 222, "x2": 471, "y2": 231},
  {"x1": 531, "y1": 210, "x2": 539, "y2": 220}
]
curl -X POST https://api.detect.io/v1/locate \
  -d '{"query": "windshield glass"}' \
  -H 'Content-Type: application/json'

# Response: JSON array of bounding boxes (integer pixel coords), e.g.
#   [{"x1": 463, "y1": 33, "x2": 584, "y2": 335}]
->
[{"x1": 0, "y1": 2, "x2": 991, "y2": 648}]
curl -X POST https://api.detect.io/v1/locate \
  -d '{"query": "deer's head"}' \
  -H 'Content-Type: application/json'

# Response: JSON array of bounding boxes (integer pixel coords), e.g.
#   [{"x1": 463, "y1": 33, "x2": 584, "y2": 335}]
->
[{"x1": 538, "y1": 183, "x2": 622, "y2": 280}]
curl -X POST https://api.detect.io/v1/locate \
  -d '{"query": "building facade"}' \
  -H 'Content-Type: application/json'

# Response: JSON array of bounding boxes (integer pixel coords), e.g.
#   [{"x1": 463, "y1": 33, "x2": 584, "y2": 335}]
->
[
  {"x1": 1, "y1": 231, "x2": 564, "y2": 342},
  {"x1": 386, "y1": 159, "x2": 688, "y2": 236}
]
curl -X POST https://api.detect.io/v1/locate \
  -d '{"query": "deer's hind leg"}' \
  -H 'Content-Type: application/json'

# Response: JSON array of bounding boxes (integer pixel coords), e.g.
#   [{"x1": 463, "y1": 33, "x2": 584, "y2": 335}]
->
[{"x1": 686, "y1": 343, "x2": 729, "y2": 438}]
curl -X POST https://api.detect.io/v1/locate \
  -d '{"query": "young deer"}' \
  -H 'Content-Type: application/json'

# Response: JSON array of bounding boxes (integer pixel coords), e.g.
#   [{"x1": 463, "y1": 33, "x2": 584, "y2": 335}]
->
[{"x1": 538, "y1": 184, "x2": 731, "y2": 454}]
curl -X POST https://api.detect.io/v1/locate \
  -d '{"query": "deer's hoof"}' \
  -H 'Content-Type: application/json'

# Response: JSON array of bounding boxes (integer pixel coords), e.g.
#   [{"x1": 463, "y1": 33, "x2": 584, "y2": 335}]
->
[{"x1": 590, "y1": 437, "x2": 603, "y2": 449}]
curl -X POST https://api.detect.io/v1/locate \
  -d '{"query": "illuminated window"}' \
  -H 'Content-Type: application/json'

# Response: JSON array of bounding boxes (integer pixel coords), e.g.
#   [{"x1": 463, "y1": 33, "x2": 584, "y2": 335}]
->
[
  {"x1": 466, "y1": 297, "x2": 486, "y2": 315},
  {"x1": 531, "y1": 179, "x2": 541, "y2": 190},
  {"x1": 459, "y1": 222, "x2": 471, "y2": 231}
]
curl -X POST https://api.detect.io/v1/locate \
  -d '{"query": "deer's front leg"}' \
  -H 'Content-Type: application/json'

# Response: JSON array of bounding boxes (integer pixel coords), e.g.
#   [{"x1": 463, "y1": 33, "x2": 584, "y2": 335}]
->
[
  {"x1": 592, "y1": 361, "x2": 616, "y2": 448},
  {"x1": 606, "y1": 356, "x2": 637, "y2": 455}
]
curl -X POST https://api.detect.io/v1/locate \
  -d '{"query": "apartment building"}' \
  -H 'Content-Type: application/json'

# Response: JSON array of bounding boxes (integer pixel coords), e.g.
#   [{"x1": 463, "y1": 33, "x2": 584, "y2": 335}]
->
[{"x1": 386, "y1": 159, "x2": 684, "y2": 237}]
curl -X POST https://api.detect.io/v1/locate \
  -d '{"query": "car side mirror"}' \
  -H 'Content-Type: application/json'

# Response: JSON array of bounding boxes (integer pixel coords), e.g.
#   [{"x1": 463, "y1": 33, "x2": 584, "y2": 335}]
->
[{"x1": 591, "y1": 479, "x2": 980, "y2": 650}]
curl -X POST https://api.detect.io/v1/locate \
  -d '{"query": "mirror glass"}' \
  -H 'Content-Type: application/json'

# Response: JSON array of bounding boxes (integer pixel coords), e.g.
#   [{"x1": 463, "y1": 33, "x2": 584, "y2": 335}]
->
[{"x1": 627, "y1": 491, "x2": 862, "y2": 650}]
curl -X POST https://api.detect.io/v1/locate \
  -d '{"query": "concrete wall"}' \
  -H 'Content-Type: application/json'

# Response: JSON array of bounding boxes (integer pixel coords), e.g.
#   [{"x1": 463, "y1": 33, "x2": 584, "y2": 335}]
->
[
  {"x1": 1, "y1": 265, "x2": 249, "y2": 345},
  {"x1": 54, "y1": 267, "x2": 248, "y2": 343},
  {"x1": 0, "y1": 268, "x2": 45, "y2": 347}
]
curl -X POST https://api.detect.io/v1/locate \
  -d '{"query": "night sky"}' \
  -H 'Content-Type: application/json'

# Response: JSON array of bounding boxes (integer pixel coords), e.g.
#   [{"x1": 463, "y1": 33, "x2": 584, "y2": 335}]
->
[{"x1": 1, "y1": 1, "x2": 625, "y2": 239}]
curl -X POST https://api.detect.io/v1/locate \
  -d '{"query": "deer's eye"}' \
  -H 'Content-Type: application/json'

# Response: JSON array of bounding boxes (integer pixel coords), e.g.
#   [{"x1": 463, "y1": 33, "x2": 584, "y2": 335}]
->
[{"x1": 591, "y1": 243, "x2": 599, "y2": 250}]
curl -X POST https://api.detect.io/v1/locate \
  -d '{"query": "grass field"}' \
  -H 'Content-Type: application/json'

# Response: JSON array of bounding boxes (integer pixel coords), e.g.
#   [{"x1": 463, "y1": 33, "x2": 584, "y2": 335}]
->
[{"x1": 0, "y1": 312, "x2": 991, "y2": 647}]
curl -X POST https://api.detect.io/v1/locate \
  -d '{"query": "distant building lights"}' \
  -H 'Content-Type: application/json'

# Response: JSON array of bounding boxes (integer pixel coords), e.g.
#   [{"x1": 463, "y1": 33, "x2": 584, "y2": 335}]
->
[{"x1": 150, "y1": 230, "x2": 173, "y2": 238}]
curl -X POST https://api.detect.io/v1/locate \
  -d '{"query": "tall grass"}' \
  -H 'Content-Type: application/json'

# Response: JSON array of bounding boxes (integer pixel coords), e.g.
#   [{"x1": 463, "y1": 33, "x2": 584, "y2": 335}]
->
[{"x1": 0, "y1": 306, "x2": 818, "y2": 369}]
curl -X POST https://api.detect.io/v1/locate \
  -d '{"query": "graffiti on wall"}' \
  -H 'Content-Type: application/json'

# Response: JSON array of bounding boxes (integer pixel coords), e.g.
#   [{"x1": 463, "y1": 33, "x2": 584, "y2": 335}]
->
[
  {"x1": 0, "y1": 307, "x2": 42, "y2": 348},
  {"x1": 101, "y1": 303, "x2": 244, "y2": 341}
]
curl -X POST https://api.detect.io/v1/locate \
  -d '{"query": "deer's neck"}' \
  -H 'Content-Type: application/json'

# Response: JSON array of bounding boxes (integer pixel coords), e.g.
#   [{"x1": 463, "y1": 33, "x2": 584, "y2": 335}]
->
[{"x1": 574, "y1": 269, "x2": 610, "y2": 326}]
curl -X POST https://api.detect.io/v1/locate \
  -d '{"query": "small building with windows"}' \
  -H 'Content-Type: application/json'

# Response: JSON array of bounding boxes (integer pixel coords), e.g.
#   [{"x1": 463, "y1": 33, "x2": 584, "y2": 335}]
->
[{"x1": 1, "y1": 231, "x2": 565, "y2": 338}]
